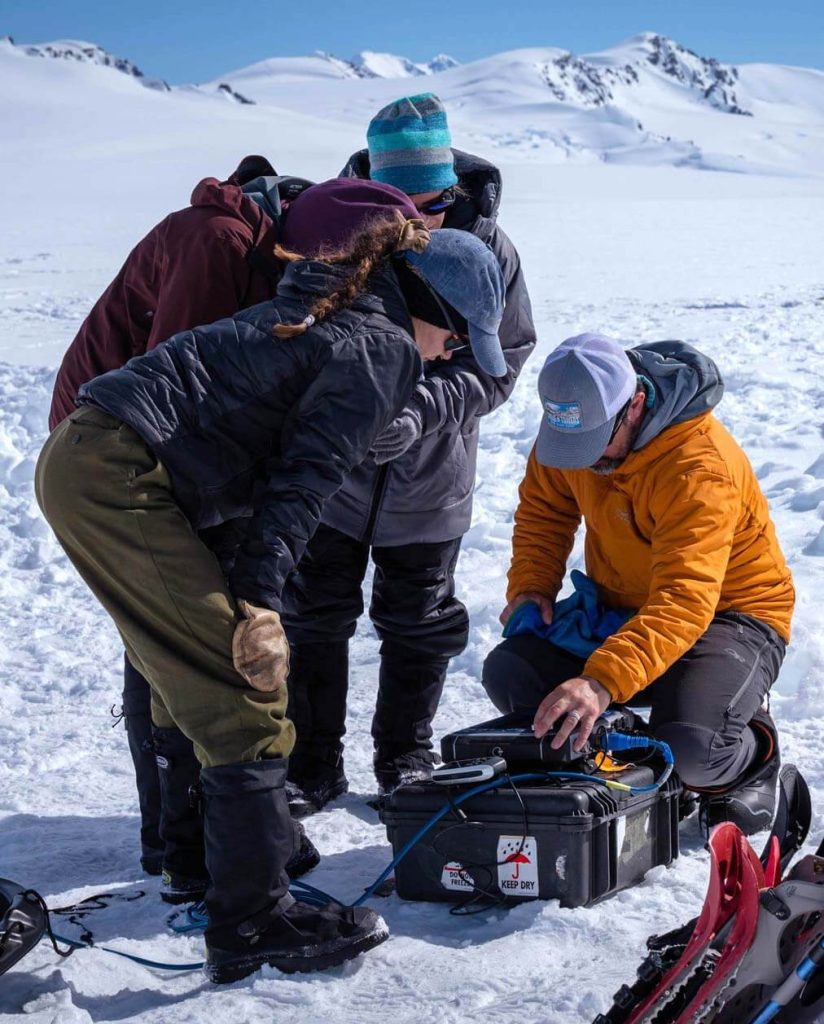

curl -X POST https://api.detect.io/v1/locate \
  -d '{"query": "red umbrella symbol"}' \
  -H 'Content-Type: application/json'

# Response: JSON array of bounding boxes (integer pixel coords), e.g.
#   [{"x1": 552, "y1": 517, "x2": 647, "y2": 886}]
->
[{"x1": 504, "y1": 851, "x2": 531, "y2": 880}]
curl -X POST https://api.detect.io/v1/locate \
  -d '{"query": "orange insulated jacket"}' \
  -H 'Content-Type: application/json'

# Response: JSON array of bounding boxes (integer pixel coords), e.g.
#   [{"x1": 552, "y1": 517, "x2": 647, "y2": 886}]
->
[{"x1": 508, "y1": 363, "x2": 794, "y2": 703}]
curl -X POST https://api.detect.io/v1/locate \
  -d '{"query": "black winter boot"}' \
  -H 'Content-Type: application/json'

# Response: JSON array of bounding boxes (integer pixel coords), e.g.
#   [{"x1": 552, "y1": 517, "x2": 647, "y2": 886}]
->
[
  {"x1": 122, "y1": 658, "x2": 163, "y2": 874},
  {"x1": 286, "y1": 640, "x2": 350, "y2": 815},
  {"x1": 372, "y1": 648, "x2": 447, "y2": 796},
  {"x1": 699, "y1": 709, "x2": 780, "y2": 837},
  {"x1": 374, "y1": 749, "x2": 439, "y2": 798},
  {"x1": 156, "y1": 735, "x2": 321, "y2": 903},
  {"x1": 286, "y1": 819, "x2": 321, "y2": 877},
  {"x1": 202, "y1": 759, "x2": 388, "y2": 984},
  {"x1": 153, "y1": 725, "x2": 209, "y2": 905},
  {"x1": 287, "y1": 746, "x2": 348, "y2": 818}
]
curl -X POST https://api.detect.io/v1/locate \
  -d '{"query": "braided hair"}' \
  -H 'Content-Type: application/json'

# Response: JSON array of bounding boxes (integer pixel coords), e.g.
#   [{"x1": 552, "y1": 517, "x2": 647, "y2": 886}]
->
[{"x1": 272, "y1": 212, "x2": 430, "y2": 340}]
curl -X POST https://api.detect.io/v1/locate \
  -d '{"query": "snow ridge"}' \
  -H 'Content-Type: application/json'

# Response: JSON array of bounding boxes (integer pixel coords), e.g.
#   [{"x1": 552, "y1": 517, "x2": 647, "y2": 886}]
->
[
  {"x1": 540, "y1": 54, "x2": 641, "y2": 108},
  {"x1": 349, "y1": 50, "x2": 461, "y2": 78},
  {"x1": 3, "y1": 35, "x2": 171, "y2": 92},
  {"x1": 642, "y1": 33, "x2": 750, "y2": 115},
  {"x1": 538, "y1": 33, "x2": 750, "y2": 115}
]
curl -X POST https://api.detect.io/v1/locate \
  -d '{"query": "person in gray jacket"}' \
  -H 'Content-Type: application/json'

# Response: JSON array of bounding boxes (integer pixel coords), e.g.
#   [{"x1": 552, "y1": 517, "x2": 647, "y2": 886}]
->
[{"x1": 281, "y1": 93, "x2": 537, "y2": 812}]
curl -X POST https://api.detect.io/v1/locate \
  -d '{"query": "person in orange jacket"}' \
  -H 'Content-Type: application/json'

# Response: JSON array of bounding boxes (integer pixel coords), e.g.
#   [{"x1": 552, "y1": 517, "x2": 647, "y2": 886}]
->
[{"x1": 483, "y1": 333, "x2": 794, "y2": 835}]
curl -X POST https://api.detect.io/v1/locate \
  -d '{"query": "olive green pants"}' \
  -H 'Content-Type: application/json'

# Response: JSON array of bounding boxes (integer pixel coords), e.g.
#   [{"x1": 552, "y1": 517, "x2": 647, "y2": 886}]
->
[{"x1": 35, "y1": 406, "x2": 293, "y2": 768}]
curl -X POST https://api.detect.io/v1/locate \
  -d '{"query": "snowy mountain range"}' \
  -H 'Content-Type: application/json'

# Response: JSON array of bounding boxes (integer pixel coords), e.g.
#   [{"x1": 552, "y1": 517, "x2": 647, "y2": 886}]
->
[
  {"x1": 1, "y1": 35, "x2": 458, "y2": 92},
  {"x1": 2, "y1": 32, "x2": 823, "y2": 176}
]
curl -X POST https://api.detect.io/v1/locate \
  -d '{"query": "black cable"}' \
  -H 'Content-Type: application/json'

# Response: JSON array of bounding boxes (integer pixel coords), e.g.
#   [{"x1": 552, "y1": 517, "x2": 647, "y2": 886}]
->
[
  {"x1": 49, "y1": 890, "x2": 147, "y2": 947},
  {"x1": 426, "y1": 774, "x2": 534, "y2": 916},
  {"x1": 21, "y1": 890, "x2": 76, "y2": 959}
]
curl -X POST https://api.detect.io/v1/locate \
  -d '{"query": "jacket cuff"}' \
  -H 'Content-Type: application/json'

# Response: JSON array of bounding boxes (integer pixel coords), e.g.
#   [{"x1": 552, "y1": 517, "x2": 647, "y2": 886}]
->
[
  {"x1": 229, "y1": 578, "x2": 283, "y2": 615},
  {"x1": 582, "y1": 651, "x2": 639, "y2": 705},
  {"x1": 410, "y1": 386, "x2": 437, "y2": 436},
  {"x1": 505, "y1": 578, "x2": 562, "y2": 605}
]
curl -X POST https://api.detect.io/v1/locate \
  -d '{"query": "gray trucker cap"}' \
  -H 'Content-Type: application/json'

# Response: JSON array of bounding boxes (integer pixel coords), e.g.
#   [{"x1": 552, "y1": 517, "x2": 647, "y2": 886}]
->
[{"x1": 536, "y1": 333, "x2": 636, "y2": 468}]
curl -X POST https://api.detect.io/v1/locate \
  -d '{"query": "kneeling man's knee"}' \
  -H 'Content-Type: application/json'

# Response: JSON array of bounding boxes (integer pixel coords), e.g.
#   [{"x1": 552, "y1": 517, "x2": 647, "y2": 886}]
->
[
  {"x1": 653, "y1": 721, "x2": 719, "y2": 789},
  {"x1": 482, "y1": 640, "x2": 548, "y2": 715}
]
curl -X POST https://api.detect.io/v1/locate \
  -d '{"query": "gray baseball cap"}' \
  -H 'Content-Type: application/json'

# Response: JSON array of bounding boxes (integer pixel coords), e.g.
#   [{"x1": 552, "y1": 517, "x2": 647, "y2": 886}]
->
[
  {"x1": 536, "y1": 333, "x2": 636, "y2": 468},
  {"x1": 404, "y1": 229, "x2": 507, "y2": 378}
]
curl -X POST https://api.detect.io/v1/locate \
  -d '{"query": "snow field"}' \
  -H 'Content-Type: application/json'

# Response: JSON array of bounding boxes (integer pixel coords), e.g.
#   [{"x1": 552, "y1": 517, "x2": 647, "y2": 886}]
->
[{"x1": 1, "y1": 32, "x2": 824, "y2": 1024}]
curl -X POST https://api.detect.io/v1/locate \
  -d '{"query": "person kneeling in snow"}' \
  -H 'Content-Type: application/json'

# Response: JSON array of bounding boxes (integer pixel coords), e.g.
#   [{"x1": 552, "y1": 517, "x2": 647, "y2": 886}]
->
[
  {"x1": 483, "y1": 333, "x2": 794, "y2": 835},
  {"x1": 35, "y1": 179, "x2": 508, "y2": 983}
]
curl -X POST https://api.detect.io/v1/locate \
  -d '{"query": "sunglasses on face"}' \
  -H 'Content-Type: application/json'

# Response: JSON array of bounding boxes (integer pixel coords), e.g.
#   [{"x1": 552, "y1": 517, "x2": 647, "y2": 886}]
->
[
  {"x1": 428, "y1": 285, "x2": 469, "y2": 353},
  {"x1": 415, "y1": 187, "x2": 458, "y2": 216},
  {"x1": 607, "y1": 396, "x2": 633, "y2": 445}
]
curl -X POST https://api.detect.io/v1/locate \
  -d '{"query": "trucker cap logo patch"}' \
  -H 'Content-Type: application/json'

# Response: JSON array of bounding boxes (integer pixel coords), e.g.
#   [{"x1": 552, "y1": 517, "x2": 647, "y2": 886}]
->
[{"x1": 544, "y1": 399, "x2": 583, "y2": 431}]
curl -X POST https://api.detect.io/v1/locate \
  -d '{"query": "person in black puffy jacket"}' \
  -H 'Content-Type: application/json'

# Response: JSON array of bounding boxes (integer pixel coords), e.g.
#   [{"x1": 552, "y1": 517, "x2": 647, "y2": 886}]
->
[{"x1": 35, "y1": 178, "x2": 507, "y2": 985}]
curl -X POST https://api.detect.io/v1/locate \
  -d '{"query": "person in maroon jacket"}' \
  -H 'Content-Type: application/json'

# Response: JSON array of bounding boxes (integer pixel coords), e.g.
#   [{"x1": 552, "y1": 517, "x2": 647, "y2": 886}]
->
[
  {"x1": 49, "y1": 155, "x2": 314, "y2": 900},
  {"x1": 49, "y1": 155, "x2": 309, "y2": 428}
]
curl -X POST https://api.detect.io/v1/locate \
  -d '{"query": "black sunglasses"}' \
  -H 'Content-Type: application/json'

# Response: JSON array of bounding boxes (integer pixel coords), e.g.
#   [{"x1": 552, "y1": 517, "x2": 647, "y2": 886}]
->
[
  {"x1": 427, "y1": 285, "x2": 469, "y2": 353},
  {"x1": 415, "y1": 187, "x2": 458, "y2": 216},
  {"x1": 607, "y1": 396, "x2": 633, "y2": 445}
]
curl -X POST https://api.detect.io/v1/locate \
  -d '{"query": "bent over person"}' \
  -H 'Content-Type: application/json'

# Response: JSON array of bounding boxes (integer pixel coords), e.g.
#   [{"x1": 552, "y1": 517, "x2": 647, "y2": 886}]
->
[
  {"x1": 49, "y1": 154, "x2": 311, "y2": 885},
  {"x1": 282, "y1": 93, "x2": 537, "y2": 812},
  {"x1": 36, "y1": 180, "x2": 508, "y2": 982},
  {"x1": 483, "y1": 333, "x2": 794, "y2": 835}
]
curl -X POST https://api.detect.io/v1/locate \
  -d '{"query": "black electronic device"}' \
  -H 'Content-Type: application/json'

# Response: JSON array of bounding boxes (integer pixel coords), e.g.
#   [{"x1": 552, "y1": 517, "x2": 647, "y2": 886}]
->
[
  {"x1": 440, "y1": 708, "x2": 643, "y2": 769},
  {"x1": 430, "y1": 756, "x2": 507, "y2": 786}
]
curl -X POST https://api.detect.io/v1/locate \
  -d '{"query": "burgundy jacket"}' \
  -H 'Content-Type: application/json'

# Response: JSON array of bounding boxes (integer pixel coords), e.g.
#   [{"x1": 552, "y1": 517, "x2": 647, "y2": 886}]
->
[{"x1": 49, "y1": 157, "x2": 282, "y2": 429}]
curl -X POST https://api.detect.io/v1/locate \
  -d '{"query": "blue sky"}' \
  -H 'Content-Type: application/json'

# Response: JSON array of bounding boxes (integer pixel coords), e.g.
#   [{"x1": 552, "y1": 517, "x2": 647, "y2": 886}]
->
[{"x1": 3, "y1": 0, "x2": 822, "y2": 83}]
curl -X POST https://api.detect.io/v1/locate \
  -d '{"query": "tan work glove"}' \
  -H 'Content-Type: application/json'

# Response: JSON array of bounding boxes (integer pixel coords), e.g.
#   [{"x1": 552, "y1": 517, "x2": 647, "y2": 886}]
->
[{"x1": 232, "y1": 600, "x2": 290, "y2": 692}]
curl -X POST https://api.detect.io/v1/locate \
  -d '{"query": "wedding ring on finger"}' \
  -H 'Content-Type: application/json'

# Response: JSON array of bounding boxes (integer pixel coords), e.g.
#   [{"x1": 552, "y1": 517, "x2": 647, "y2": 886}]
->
[{"x1": 566, "y1": 710, "x2": 581, "y2": 722}]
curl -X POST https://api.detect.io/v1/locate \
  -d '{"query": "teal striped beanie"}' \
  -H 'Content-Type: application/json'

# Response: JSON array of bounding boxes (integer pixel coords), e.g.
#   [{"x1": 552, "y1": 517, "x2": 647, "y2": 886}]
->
[{"x1": 367, "y1": 93, "x2": 458, "y2": 196}]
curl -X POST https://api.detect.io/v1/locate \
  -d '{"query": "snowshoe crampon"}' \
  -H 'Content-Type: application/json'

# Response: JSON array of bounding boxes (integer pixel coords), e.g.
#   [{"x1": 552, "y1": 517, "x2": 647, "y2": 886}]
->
[
  {"x1": 0, "y1": 879, "x2": 47, "y2": 977},
  {"x1": 594, "y1": 764, "x2": 821, "y2": 1024}
]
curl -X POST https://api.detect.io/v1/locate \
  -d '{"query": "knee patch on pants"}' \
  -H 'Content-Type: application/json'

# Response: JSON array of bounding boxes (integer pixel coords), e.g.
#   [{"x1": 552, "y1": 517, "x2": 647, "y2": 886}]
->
[{"x1": 654, "y1": 720, "x2": 756, "y2": 790}]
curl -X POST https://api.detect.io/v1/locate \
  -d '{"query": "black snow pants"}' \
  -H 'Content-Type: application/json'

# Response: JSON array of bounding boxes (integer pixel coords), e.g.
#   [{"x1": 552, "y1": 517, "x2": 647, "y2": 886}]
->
[
  {"x1": 281, "y1": 524, "x2": 469, "y2": 771},
  {"x1": 481, "y1": 611, "x2": 786, "y2": 790}
]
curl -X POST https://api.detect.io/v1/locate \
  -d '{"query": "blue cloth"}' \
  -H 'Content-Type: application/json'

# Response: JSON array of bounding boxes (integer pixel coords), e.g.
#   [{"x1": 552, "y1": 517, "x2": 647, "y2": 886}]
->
[{"x1": 502, "y1": 570, "x2": 633, "y2": 659}]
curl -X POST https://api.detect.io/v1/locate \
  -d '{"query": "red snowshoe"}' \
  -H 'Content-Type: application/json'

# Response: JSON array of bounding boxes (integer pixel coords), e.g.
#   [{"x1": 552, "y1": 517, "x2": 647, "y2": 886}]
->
[{"x1": 594, "y1": 764, "x2": 817, "y2": 1024}]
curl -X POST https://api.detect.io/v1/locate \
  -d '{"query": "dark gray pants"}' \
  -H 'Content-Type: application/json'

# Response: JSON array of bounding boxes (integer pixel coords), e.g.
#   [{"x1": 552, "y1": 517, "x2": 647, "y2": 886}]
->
[{"x1": 482, "y1": 612, "x2": 785, "y2": 790}]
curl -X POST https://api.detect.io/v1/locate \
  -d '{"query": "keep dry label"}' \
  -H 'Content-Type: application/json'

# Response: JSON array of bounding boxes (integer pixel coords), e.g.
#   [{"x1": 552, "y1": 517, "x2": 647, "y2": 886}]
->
[{"x1": 497, "y1": 835, "x2": 539, "y2": 894}]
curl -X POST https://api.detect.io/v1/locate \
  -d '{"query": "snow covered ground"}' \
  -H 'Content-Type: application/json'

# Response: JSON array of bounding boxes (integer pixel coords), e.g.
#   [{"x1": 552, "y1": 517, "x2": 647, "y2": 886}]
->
[{"x1": 2, "y1": 33, "x2": 824, "y2": 1024}]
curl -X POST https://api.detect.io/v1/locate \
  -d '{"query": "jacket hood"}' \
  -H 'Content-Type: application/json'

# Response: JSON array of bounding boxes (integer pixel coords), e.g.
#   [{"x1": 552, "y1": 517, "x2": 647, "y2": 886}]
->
[
  {"x1": 277, "y1": 260, "x2": 350, "y2": 300},
  {"x1": 190, "y1": 176, "x2": 271, "y2": 230},
  {"x1": 340, "y1": 147, "x2": 503, "y2": 224},
  {"x1": 277, "y1": 260, "x2": 414, "y2": 334},
  {"x1": 628, "y1": 341, "x2": 724, "y2": 451},
  {"x1": 240, "y1": 175, "x2": 284, "y2": 222}
]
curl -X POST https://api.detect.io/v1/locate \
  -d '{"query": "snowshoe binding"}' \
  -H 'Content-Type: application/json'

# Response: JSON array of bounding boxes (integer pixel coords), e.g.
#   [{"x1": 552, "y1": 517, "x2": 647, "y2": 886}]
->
[
  {"x1": 0, "y1": 879, "x2": 48, "y2": 977},
  {"x1": 594, "y1": 764, "x2": 814, "y2": 1024}
]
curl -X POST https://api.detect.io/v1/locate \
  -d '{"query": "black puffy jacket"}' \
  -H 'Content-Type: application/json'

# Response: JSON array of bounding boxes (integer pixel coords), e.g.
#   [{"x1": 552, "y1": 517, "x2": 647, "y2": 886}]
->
[
  {"x1": 78, "y1": 261, "x2": 421, "y2": 610},
  {"x1": 325, "y1": 148, "x2": 537, "y2": 545}
]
